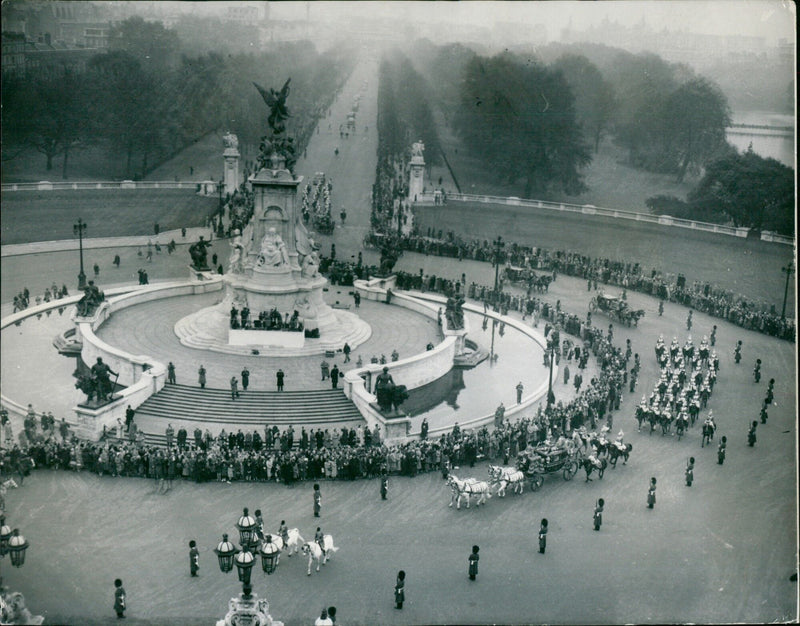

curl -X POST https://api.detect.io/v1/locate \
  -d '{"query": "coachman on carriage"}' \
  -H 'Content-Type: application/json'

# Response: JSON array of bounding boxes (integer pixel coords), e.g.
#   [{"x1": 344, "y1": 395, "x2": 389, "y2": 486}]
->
[{"x1": 516, "y1": 441, "x2": 578, "y2": 491}]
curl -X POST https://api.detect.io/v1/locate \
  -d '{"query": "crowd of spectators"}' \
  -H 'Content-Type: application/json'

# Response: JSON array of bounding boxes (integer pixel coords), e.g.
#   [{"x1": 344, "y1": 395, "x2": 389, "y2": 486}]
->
[{"x1": 382, "y1": 230, "x2": 795, "y2": 341}]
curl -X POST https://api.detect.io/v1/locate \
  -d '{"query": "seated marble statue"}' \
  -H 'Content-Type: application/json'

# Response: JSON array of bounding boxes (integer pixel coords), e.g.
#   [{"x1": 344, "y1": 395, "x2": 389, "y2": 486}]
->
[{"x1": 257, "y1": 227, "x2": 289, "y2": 268}]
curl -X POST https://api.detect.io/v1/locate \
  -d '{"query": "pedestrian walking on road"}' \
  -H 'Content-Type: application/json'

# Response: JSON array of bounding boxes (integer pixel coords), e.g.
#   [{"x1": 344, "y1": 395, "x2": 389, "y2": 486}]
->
[
  {"x1": 647, "y1": 477, "x2": 657, "y2": 509},
  {"x1": 198, "y1": 365, "x2": 206, "y2": 389},
  {"x1": 538, "y1": 519, "x2": 548, "y2": 554},
  {"x1": 593, "y1": 498, "x2": 604, "y2": 531},
  {"x1": 230, "y1": 376, "x2": 239, "y2": 400},
  {"x1": 394, "y1": 570, "x2": 405, "y2": 609},
  {"x1": 313, "y1": 483, "x2": 321, "y2": 517},
  {"x1": 468, "y1": 545, "x2": 480, "y2": 580},
  {"x1": 167, "y1": 362, "x2": 176, "y2": 384},
  {"x1": 189, "y1": 540, "x2": 199, "y2": 577},
  {"x1": 277, "y1": 369, "x2": 285, "y2": 391},
  {"x1": 563, "y1": 364, "x2": 571, "y2": 385},
  {"x1": 113, "y1": 578, "x2": 126, "y2": 618}
]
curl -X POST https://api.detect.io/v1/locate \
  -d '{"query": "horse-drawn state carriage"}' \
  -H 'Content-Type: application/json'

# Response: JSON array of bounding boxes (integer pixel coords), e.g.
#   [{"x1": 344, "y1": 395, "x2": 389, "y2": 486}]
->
[
  {"x1": 503, "y1": 266, "x2": 552, "y2": 292},
  {"x1": 516, "y1": 444, "x2": 579, "y2": 491},
  {"x1": 589, "y1": 292, "x2": 645, "y2": 327}
]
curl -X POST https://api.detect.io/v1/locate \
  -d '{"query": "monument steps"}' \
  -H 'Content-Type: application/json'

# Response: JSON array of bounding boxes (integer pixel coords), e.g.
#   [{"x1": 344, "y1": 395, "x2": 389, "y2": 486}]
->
[{"x1": 134, "y1": 384, "x2": 363, "y2": 427}]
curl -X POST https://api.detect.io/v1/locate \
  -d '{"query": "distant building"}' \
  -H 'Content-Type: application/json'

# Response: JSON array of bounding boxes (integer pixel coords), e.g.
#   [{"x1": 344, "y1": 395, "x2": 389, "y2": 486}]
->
[{"x1": 1, "y1": 32, "x2": 27, "y2": 77}]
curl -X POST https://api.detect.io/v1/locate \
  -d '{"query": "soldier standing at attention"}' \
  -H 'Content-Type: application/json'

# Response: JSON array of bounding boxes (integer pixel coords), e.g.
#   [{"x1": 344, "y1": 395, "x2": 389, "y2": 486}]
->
[
  {"x1": 394, "y1": 570, "x2": 405, "y2": 609},
  {"x1": 717, "y1": 436, "x2": 727, "y2": 465},
  {"x1": 167, "y1": 362, "x2": 176, "y2": 384},
  {"x1": 538, "y1": 519, "x2": 548, "y2": 554},
  {"x1": 380, "y1": 473, "x2": 388, "y2": 500},
  {"x1": 113, "y1": 578, "x2": 126, "y2": 618},
  {"x1": 516, "y1": 381, "x2": 524, "y2": 403},
  {"x1": 685, "y1": 457, "x2": 695, "y2": 487},
  {"x1": 594, "y1": 498, "x2": 604, "y2": 531},
  {"x1": 313, "y1": 483, "x2": 321, "y2": 517},
  {"x1": 189, "y1": 540, "x2": 199, "y2": 577},
  {"x1": 468, "y1": 545, "x2": 480, "y2": 580},
  {"x1": 277, "y1": 368, "x2": 285, "y2": 391},
  {"x1": 241, "y1": 367, "x2": 250, "y2": 391},
  {"x1": 198, "y1": 365, "x2": 206, "y2": 389},
  {"x1": 647, "y1": 477, "x2": 657, "y2": 508}
]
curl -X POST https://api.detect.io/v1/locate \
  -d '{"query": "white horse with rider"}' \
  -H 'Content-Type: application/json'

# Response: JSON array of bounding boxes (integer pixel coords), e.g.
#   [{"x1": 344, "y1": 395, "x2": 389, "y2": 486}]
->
[
  {"x1": 488, "y1": 464, "x2": 524, "y2": 497},
  {"x1": 301, "y1": 535, "x2": 339, "y2": 575},
  {"x1": 448, "y1": 474, "x2": 492, "y2": 509},
  {"x1": 272, "y1": 528, "x2": 304, "y2": 563}
]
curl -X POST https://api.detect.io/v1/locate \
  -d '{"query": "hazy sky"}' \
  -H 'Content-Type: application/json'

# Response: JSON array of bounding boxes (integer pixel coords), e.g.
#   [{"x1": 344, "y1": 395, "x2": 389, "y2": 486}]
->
[{"x1": 265, "y1": 1, "x2": 796, "y2": 42}]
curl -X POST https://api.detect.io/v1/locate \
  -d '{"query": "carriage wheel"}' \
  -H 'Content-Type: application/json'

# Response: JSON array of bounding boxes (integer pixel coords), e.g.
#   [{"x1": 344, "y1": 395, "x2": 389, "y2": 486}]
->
[
  {"x1": 529, "y1": 474, "x2": 544, "y2": 492},
  {"x1": 563, "y1": 461, "x2": 578, "y2": 481}
]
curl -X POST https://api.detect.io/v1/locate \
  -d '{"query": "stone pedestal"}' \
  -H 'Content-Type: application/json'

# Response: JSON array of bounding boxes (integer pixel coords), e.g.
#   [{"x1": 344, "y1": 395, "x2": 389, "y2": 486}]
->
[
  {"x1": 73, "y1": 396, "x2": 127, "y2": 441},
  {"x1": 408, "y1": 141, "x2": 425, "y2": 202},
  {"x1": 224, "y1": 148, "x2": 240, "y2": 196}
]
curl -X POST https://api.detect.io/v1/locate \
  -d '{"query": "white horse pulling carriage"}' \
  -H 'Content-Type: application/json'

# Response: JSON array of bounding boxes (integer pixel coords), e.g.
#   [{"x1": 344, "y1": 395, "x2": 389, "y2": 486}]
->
[
  {"x1": 271, "y1": 528, "x2": 304, "y2": 563},
  {"x1": 488, "y1": 465, "x2": 525, "y2": 496},
  {"x1": 447, "y1": 474, "x2": 492, "y2": 509},
  {"x1": 301, "y1": 535, "x2": 339, "y2": 575}
]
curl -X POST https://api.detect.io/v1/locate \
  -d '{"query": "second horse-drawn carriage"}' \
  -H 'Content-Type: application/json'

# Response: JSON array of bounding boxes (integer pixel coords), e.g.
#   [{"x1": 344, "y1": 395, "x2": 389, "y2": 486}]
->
[{"x1": 589, "y1": 292, "x2": 645, "y2": 327}]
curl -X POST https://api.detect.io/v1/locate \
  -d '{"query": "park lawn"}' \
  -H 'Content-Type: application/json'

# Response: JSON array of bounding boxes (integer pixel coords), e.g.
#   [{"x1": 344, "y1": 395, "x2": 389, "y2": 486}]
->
[
  {"x1": 413, "y1": 201, "x2": 795, "y2": 313},
  {"x1": 435, "y1": 109, "x2": 699, "y2": 212},
  {"x1": 0, "y1": 189, "x2": 218, "y2": 245}
]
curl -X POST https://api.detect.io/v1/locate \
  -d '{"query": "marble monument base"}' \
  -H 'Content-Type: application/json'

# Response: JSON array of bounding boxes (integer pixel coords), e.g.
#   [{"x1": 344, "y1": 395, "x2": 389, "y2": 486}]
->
[
  {"x1": 175, "y1": 302, "x2": 371, "y2": 357},
  {"x1": 228, "y1": 329, "x2": 305, "y2": 348}
]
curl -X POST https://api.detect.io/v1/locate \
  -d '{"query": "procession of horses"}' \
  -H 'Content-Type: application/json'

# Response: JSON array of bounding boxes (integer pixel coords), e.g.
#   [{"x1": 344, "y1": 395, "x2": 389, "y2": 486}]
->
[{"x1": 445, "y1": 430, "x2": 635, "y2": 508}]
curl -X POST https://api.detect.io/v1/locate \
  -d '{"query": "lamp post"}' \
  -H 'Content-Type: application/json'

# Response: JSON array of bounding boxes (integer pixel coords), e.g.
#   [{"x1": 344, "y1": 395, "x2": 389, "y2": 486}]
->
[
  {"x1": 546, "y1": 340, "x2": 555, "y2": 410},
  {"x1": 73, "y1": 218, "x2": 87, "y2": 289},
  {"x1": 214, "y1": 508, "x2": 282, "y2": 625},
  {"x1": 781, "y1": 261, "x2": 794, "y2": 319},
  {"x1": 0, "y1": 515, "x2": 29, "y2": 589},
  {"x1": 492, "y1": 236, "x2": 505, "y2": 293}
]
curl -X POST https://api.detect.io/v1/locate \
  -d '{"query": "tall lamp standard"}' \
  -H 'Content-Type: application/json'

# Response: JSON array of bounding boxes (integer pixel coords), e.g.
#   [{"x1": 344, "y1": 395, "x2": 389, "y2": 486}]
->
[
  {"x1": 0, "y1": 515, "x2": 30, "y2": 589},
  {"x1": 546, "y1": 340, "x2": 556, "y2": 410},
  {"x1": 492, "y1": 236, "x2": 505, "y2": 293},
  {"x1": 73, "y1": 218, "x2": 87, "y2": 289},
  {"x1": 213, "y1": 508, "x2": 281, "y2": 625},
  {"x1": 781, "y1": 261, "x2": 794, "y2": 319}
]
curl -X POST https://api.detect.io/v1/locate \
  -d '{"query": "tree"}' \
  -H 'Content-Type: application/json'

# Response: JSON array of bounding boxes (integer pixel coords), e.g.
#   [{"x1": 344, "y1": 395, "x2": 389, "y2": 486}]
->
[
  {"x1": 688, "y1": 147, "x2": 794, "y2": 235},
  {"x1": 109, "y1": 16, "x2": 180, "y2": 72},
  {"x1": 87, "y1": 51, "x2": 165, "y2": 178},
  {"x1": 552, "y1": 54, "x2": 617, "y2": 153},
  {"x1": 658, "y1": 77, "x2": 731, "y2": 182},
  {"x1": 11, "y1": 70, "x2": 93, "y2": 176},
  {"x1": 454, "y1": 53, "x2": 591, "y2": 197}
]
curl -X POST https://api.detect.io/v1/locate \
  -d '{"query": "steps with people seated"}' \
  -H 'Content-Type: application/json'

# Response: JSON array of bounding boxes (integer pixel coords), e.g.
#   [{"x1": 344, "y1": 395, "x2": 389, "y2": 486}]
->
[{"x1": 133, "y1": 384, "x2": 364, "y2": 428}]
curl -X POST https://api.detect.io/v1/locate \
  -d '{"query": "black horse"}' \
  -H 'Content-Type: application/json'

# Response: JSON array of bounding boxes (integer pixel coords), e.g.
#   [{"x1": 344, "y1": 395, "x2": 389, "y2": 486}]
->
[
  {"x1": 648, "y1": 412, "x2": 659, "y2": 435},
  {"x1": 581, "y1": 457, "x2": 607, "y2": 481},
  {"x1": 675, "y1": 416, "x2": 689, "y2": 441},
  {"x1": 607, "y1": 443, "x2": 633, "y2": 467}
]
